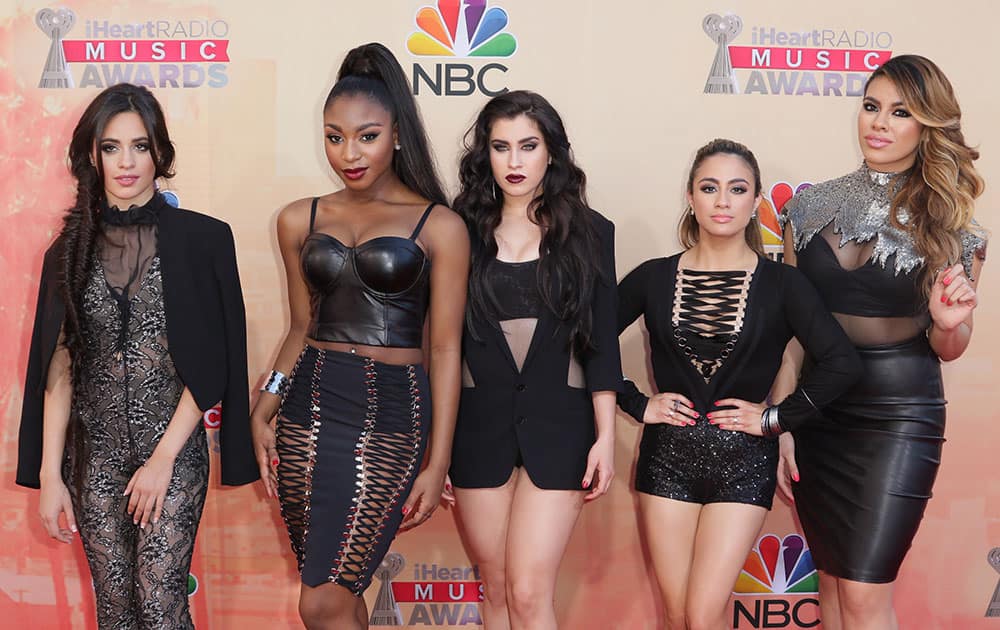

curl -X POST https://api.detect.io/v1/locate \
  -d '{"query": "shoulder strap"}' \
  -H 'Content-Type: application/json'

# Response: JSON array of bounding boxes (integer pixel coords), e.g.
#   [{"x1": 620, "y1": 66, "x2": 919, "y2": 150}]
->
[
  {"x1": 409, "y1": 203, "x2": 436, "y2": 240},
  {"x1": 308, "y1": 198, "x2": 319, "y2": 233}
]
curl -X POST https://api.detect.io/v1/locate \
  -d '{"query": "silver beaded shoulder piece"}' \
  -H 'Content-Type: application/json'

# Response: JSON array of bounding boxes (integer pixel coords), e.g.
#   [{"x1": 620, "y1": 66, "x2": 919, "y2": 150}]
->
[{"x1": 781, "y1": 164, "x2": 987, "y2": 279}]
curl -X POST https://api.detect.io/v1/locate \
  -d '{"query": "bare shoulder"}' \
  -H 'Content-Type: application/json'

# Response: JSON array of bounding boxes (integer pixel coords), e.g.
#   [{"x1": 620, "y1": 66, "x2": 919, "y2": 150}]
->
[
  {"x1": 422, "y1": 204, "x2": 469, "y2": 252},
  {"x1": 276, "y1": 197, "x2": 316, "y2": 241}
]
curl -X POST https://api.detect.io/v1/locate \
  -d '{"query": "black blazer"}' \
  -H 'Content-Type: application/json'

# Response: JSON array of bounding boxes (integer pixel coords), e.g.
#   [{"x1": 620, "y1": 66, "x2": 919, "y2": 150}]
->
[
  {"x1": 450, "y1": 210, "x2": 623, "y2": 490},
  {"x1": 17, "y1": 195, "x2": 259, "y2": 488}
]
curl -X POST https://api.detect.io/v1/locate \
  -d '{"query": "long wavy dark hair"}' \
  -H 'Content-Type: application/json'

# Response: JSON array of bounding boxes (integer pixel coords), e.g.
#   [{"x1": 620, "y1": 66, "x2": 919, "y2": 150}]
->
[
  {"x1": 678, "y1": 138, "x2": 765, "y2": 256},
  {"x1": 454, "y1": 90, "x2": 603, "y2": 354},
  {"x1": 326, "y1": 42, "x2": 447, "y2": 205},
  {"x1": 60, "y1": 83, "x2": 175, "y2": 386}
]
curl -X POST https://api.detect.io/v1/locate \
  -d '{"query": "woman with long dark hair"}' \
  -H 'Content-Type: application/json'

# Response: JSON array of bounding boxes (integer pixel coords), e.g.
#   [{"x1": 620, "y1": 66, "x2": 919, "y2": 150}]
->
[
  {"x1": 249, "y1": 43, "x2": 469, "y2": 629},
  {"x1": 17, "y1": 83, "x2": 256, "y2": 629},
  {"x1": 780, "y1": 55, "x2": 987, "y2": 630},
  {"x1": 448, "y1": 90, "x2": 621, "y2": 630},
  {"x1": 617, "y1": 139, "x2": 859, "y2": 630}
]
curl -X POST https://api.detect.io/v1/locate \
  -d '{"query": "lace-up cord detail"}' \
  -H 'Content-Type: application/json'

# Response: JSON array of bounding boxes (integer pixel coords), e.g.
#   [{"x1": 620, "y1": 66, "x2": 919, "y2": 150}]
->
[
  {"x1": 671, "y1": 269, "x2": 753, "y2": 383},
  {"x1": 329, "y1": 360, "x2": 423, "y2": 594},
  {"x1": 276, "y1": 349, "x2": 321, "y2": 572}
]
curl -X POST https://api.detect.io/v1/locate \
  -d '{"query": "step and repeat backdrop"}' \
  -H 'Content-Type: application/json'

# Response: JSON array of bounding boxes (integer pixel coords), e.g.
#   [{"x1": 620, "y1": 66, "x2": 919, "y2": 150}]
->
[{"x1": 2, "y1": 1, "x2": 998, "y2": 628}]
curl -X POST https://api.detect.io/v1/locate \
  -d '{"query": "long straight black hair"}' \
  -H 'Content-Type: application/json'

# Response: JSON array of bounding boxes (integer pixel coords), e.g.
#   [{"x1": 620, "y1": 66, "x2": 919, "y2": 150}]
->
[
  {"x1": 454, "y1": 90, "x2": 603, "y2": 355},
  {"x1": 326, "y1": 42, "x2": 447, "y2": 206}
]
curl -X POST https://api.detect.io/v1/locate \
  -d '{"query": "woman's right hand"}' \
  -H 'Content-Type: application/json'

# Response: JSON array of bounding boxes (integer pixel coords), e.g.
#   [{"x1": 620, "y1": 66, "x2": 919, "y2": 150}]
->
[
  {"x1": 776, "y1": 432, "x2": 799, "y2": 505},
  {"x1": 251, "y1": 417, "x2": 278, "y2": 498},
  {"x1": 643, "y1": 393, "x2": 699, "y2": 426},
  {"x1": 39, "y1": 479, "x2": 76, "y2": 544}
]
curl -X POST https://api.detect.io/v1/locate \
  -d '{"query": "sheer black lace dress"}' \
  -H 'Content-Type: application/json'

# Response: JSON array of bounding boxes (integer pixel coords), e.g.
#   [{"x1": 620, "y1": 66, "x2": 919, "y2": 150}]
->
[{"x1": 65, "y1": 196, "x2": 208, "y2": 629}]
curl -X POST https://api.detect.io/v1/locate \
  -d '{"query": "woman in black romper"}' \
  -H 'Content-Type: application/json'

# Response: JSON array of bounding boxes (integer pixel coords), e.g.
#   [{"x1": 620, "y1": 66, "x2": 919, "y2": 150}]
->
[
  {"x1": 780, "y1": 55, "x2": 987, "y2": 630},
  {"x1": 249, "y1": 43, "x2": 469, "y2": 630},
  {"x1": 617, "y1": 139, "x2": 860, "y2": 630},
  {"x1": 17, "y1": 83, "x2": 256, "y2": 629}
]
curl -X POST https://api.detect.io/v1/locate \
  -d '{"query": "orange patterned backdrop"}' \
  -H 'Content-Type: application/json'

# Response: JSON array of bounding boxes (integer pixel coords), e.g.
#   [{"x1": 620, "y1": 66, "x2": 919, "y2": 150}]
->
[{"x1": 2, "y1": 1, "x2": 998, "y2": 628}]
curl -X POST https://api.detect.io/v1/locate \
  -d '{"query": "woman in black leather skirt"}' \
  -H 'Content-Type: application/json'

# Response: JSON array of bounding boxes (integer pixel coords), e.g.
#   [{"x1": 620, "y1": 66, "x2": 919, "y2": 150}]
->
[{"x1": 780, "y1": 55, "x2": 987, "y2": 630}]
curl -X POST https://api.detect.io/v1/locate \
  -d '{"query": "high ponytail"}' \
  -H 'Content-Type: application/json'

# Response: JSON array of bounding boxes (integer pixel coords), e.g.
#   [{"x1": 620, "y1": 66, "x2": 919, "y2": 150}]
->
[{"x1": 326, "y1": 42, "x2": 447, "y2": 205}]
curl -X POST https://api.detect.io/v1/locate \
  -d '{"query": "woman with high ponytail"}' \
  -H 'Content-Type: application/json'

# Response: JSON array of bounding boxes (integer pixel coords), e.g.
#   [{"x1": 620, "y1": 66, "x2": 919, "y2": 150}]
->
[
  {"x1": 250, "y1": 43, "x2": 468, "y2": 629},
  {"x1": 17, "y1": 83, "x2": 256, "y2": 629},
  {"x1": 780, "y1": 54, "x2": 988, "y2": 629}
]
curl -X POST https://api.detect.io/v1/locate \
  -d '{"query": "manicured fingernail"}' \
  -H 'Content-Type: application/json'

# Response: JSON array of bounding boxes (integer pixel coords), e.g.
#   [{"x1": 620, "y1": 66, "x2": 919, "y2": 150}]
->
[
  {"x1": 941, "y1": 295, "x2": 947, "y2": 302},
  {"x1": 793, "y1": 473, "x2": 800, "y2": 482},
  {"x1": 947, "y1": 299, "x2": 953, "y2": 306},
  {"x1": 694, "y1": 413, "x2": 700, "y2": 418},
  {"x1": 272, "y1": 458, "x2": 279, "y2": 466},
  {"x1": 688, "y1": 421, "x2": 696, "y2": 426},
  {"x1": 401, "y1": 506, "x2": 410, "y2": 515},
  {"x1": 445, "y1": 483, "x2": 452, "y2": 491},
  {"x1": 71, "y1": 526, "x2": 77, "y2": 533},
  {"x1": 943, "y1": 276, "x2": 951, "y2": 285},
  {"x1": 706, "y1": 412, "x2": 713, "y2": 418}
]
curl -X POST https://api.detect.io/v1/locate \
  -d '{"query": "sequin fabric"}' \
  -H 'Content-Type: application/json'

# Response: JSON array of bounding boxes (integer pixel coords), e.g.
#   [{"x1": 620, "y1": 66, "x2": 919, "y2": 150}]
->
[
  {"x1": 782, "y1": 164, "x2": 986, "y2": 279},
  {"x1": 67, "y1": 253, "x2": 208, "y2": 630}
]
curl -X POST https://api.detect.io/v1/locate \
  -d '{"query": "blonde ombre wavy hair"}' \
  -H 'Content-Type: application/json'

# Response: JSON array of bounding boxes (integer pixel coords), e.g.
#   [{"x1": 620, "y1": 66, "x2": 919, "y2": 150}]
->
[{"x1": 867, "y1": 54, "x2": 985, "y2": 293}]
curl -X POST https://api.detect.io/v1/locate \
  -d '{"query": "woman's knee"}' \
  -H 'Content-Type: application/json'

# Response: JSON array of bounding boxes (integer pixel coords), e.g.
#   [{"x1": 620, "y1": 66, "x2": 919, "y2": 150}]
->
[
  {"x1": 506, "y1": 577, "x2": 548, "y2": 618},
  {"x1": 478, "y1": 569, "x2": 507, "y2": 607}
]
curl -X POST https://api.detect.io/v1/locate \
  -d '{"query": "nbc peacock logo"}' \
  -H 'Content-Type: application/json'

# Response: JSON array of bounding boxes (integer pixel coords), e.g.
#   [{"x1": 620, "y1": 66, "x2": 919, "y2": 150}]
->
[
  {"x1": 735, "y1": 533, "x2": 819, "y2": 595},
  {"x1": 759, "y1": 181, "x2": 812, "y2": 260},
  {"x1": 407, "y1": 1, "x2": 516, "y2": 97},
  {"x1": 407, "y1": 0, "x2": 517, "y2": 58}
]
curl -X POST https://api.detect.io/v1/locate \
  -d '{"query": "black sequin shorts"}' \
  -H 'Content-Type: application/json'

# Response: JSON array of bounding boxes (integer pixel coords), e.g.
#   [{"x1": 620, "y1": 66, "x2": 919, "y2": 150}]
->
[{"x1": 635, "y1": 419, "x2": 778, "y2": 508}]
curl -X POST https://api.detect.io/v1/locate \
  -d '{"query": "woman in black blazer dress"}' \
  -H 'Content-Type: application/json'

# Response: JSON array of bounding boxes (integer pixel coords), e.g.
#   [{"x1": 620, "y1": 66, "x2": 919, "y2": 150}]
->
[
  {"x1": 16, "y1": 83, "x2": 256, "y2": 630},
  {"x1": 449, "y1": 91, "x2": 622, "y2": 629}
]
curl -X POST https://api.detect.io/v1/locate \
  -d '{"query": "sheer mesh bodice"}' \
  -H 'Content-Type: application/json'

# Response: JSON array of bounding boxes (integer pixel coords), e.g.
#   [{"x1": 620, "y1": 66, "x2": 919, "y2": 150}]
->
[{"x1": 808, "y1": 225, "x2": 928, "y2": 346}]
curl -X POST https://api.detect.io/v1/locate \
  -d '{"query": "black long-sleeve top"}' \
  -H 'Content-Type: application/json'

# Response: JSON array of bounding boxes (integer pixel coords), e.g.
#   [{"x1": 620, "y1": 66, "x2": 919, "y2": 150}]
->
[
  {"x1": 617, "y1": 254, "x2": 861, "y2": 430},
  {"x1": 451, "y1": 210, "x2": 623, "y2": 490},
  {"x1": 17, "y1": 194, "x2": 258, "y2": 488}
]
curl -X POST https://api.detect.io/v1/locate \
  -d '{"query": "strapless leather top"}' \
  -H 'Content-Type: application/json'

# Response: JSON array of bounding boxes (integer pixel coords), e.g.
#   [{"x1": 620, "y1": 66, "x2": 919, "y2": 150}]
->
[{"x1": 301, "y1": 198, "x2": 434, "y2": 347}]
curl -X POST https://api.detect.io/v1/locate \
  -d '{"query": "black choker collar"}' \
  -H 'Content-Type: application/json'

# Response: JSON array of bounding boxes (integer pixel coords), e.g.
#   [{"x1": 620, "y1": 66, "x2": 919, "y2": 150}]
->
[{"x1": 100, "y1": 192, "x2": 165, "y2": 226}]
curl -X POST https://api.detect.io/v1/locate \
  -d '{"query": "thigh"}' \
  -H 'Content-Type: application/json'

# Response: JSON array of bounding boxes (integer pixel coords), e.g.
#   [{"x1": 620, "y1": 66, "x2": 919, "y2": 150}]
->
[
  {"x1": 134, "y1": 446, "x2": 208, "y2": 629},
  {"x1": 505, "y1": 469, "x2": 584, "y2": 588},
  {"x1": 688, "y1": 502, "x2": 768, "y2": 612},
  {"x1": 637, "y1": 493, "x2": 701, "y2": 614},
  {"x1": 453, "y1": 471, "x2": 517, "y2": 570}
]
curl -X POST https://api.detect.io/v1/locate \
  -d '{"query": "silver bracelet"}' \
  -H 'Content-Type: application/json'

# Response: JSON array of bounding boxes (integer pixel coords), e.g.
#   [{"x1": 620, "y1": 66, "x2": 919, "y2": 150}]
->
[
  {"x1": 760, "y1": 405, "x2": 783, "y2": 438},
  {"x1": 261, "y1": 370, "x2": 289, "y2": 396}
]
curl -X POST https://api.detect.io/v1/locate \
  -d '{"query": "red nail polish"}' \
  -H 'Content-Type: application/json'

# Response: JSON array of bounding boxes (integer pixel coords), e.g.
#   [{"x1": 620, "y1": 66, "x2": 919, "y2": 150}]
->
[
  {"x1": 943, "y1": 276, "x2": 952, "y2": 285},
  {"x1": 793, "y1": 473, "x2": 800, "y2": 482},
  {"x1": 947, "y1": 299, "x2": 953, "y2": 306},
  {"x1": 706, "y1": 413, "x2": 713, "y2": 418},
  {"x1": 402, "y1": 506, "x2": 410, "y2": 515},
  {"x1": 272, "y1": 458, "x2": 279, "y2": 466},
  {"x1": 941, "y1": 295, "x2": 947, "y2": 303}
]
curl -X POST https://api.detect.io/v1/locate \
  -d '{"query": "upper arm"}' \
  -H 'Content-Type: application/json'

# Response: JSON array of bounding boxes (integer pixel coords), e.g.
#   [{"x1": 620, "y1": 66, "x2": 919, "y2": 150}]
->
[
  {"x1": 424, "y1": 206, "x2": 470, "y2": 351},
  {"x1": 617, "y1": 261, "x2": 651, "y2": 334},
  {"x1": 276, "y1": 200, "x2": 314, "y2": 332}
]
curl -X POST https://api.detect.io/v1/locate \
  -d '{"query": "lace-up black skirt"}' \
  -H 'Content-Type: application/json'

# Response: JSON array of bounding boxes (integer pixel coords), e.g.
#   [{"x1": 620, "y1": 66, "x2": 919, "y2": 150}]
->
[
  {"x1": 793, "y1": 335, "x2": 945, "y2": 583},
  {"x1": 276, "y1": 345, "x2": 429, "y2": 594}
]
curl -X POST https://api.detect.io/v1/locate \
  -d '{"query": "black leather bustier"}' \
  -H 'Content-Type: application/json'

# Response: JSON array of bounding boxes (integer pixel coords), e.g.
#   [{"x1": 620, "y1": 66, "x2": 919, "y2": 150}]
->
[{"x1": 301, "y1": 199, "x2": 434, "y2": 348}]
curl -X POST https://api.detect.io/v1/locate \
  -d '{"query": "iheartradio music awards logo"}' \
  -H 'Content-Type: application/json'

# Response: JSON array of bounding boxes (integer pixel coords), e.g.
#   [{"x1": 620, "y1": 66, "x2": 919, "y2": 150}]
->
[
  {"x1": 733, "y1": 534, "x2": 820, "y2": 629},
  {"x1": 702, "y1": 12, "x2": 893, "y2": 96},
  {"x1": 407, "y1": 0, "x2": 517, "y2": 97},
  {"x1": 759, "y1": 181, "x2": 812, "y2": 261},
  {"x1": 369, "y1": 552, "x2": 483, "y2": 626},
  {"x1": 34, "y1": 7, "x2": 230, "y2": 89}
]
